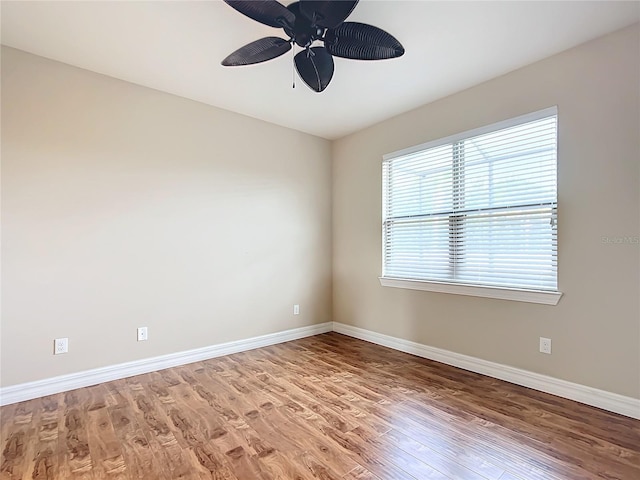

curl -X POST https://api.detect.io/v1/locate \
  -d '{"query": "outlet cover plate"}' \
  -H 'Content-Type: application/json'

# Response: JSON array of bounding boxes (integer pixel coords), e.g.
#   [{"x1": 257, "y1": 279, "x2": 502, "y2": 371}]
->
[
  {"x1": 539, "y1": 337, "x2": 552, "y2": 354},
  {"x1": 137, "y1": 327, "x2": 148, "y2": 342},
  {"x1": 54, "y1": 338, "x2": 69, "y2": 355}
]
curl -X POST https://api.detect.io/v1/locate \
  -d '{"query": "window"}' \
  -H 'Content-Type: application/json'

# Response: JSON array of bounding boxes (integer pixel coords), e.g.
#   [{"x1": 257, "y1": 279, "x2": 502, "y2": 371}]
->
[{"x1": 381, "y1": 107, "x2": 561, "y2": 305}]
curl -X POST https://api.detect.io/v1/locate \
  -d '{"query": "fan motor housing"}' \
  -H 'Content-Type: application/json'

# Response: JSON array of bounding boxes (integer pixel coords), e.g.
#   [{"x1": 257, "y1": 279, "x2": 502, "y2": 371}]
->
[{"x1": 285, "y1": 2, "x2": 325, "y2": 47}]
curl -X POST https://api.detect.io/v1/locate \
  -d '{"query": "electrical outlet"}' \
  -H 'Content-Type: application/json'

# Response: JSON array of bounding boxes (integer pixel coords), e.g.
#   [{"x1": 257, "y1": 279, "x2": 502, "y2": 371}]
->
[
  {"x1": 137, "y1": 327, "x2": 148, "y2": 342},
  {"x1": 293, "y1": 304, "x2": 300, "y2": 315},
  {"x1": 539, "y1": 337, "x2": 552, "y2": 354},
  {"x1": 54, "y1": 338, "x2": 68, "y2": 355}
]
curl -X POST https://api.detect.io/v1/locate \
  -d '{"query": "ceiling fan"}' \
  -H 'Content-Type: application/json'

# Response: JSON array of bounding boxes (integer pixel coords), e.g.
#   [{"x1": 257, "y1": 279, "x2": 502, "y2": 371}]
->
[{"x1": 221, "y1": 0, "x2": 405, "y2": 93}]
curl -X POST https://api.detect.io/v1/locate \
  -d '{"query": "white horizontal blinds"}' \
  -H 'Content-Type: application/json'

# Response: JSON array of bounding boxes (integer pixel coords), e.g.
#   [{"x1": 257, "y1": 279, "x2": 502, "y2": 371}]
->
[
  {"x1": 383, "y1": 143, "x2": 453, "y2": 280},
  {"x1": 383, "y1": 110, "x2": 558, "y2": 291}
]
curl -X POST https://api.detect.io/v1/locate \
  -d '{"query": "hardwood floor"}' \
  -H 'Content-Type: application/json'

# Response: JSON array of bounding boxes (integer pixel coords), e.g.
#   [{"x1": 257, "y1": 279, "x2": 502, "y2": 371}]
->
[{"x1": 1, "y1": 332, "x2": 639, "y2": 479}]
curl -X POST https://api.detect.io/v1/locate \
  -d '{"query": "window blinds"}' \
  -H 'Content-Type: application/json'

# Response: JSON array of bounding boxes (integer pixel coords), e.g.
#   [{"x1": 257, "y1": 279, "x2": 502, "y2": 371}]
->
[{"x1": 382, "y1": 108, "x2": 558, "y2": 291}]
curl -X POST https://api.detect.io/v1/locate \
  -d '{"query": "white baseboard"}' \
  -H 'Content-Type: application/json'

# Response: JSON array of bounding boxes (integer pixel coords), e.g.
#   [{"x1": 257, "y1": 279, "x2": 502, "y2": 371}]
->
[
  {"x1": 0, "y1": 322, "x2": 332, "y2": 406},
  {"x1": 332, "y1": 322, "x2": 640, "y2": 420},
  {"x1": 3, "y1": 320, "x2": 638, "y2": 420}
]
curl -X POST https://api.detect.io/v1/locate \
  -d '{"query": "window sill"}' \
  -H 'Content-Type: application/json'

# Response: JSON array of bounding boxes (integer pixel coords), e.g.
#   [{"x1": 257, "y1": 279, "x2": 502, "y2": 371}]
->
[{"x1": 379, "y1": 277, "x2": 562, "y2": 305}]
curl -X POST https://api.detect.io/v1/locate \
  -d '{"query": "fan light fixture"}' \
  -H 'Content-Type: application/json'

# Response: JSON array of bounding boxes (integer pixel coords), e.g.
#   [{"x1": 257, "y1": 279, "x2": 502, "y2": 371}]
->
[{"x1": 221, "y1": 0, "x2": 405, "y2": 92}]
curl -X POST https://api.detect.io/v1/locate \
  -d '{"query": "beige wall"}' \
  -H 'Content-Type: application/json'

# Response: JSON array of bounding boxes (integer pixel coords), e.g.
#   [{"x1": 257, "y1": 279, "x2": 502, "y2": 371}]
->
[
  {"x1": 332, "y1": 24, "x2": 640, "y2": 399},
  {"x1": 1, "y1": 47, "x2": 332, "y2": 387},
  {"x1": 2, "y1": 24, "x2": 639, "y2": 400}
]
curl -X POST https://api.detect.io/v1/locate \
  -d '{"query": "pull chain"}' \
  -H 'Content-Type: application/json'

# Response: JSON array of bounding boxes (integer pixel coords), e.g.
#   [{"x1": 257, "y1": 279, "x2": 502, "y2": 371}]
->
[{"x1": 291, "y1": 44, "x2": 296, "y2": 89}]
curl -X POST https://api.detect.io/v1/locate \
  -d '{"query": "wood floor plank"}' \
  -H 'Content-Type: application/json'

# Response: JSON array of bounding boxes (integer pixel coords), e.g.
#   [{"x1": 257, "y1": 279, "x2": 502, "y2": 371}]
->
[
  {"x1": 341, "y1": 465, "x2": 381, "y2": 480},
  {"x1": 380, "y1": 383, "x2": 573, "y2": 479},
  {"x1": 498, "y1": 473, "x2": 527, "y2": 480},
  {"x1": 216, "y1": 352, "x2": 416, "y2": 480},
  {"x1": 308, "y1": 336, "x2": 638, "y2": 475},
  {"x1": 314, "y1": 424, "x2": 418, "y2": 480},
  {"x1": 397, "y1": 362, "x2": 640, "y2": 473},
  {"x1": 203, "y1": 367, "x2": 358, "y2": 478},
  {"x1": 1, "y1": 401, "x2": 29, "y2": 480},
  {"x1": 244, "y1": 350, "x2": 391, "y2": 438},
  {"x1": 11, "y1": 399, "x2": 53, "y2": 480},
  {"x1": 266, "y1": 342, "x2": 608, "y2": 480},
  {"x1": 382, "y1": 428, "x2": 502, "y2": 480},
  {"x1": 400, "y1": 395, "x2": 634, "y2": 479},
  {"x1": 27, "y1": 395, "x2": 63, "y2": 480},
  {"x1": 85, "y1": 406, "x2": 127, "y2": 479},
  {"x1": 108, "y1": 405, "x2": 169, "y2": 479},
  {"x1": 1, "y1": 332, "x2": 639, "y2": 480},
  {"x1": 121, "y1": 380, "x2": 203, "y2": 480},
  {"x1": 189, "y1": 364, "x2": 347, "y2": 480},
  {"x1": 59, "y1": 394, "x2": 94, "y2": 480}
]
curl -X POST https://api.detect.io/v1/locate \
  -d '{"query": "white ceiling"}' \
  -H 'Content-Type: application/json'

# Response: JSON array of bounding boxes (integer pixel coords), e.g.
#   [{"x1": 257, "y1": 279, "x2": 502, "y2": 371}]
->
[{"x1": 1, "y1": 1, "x2": 638, "y2": 139}]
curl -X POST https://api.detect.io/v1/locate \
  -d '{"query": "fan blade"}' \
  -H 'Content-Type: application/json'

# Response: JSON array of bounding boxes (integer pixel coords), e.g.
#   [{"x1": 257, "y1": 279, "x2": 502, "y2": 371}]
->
[
  {"x1": 222, "y1": 37, "x2": 291, "y2": 66},
  {"x1": 294, "y1": 47, "x2": 334, "y2": 92},
  {"x1": 299, "y1": 0, "x2": 359, "y2": 29},
  {"x1": 325, "y1": 22, "x2": 405, "y2": 60},
  {"x1": 223, "y1": 0, "x2": 295, "y2": 29}
]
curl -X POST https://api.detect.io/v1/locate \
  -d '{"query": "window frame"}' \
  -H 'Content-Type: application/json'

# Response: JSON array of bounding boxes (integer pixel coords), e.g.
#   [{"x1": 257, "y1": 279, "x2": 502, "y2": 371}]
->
[{"x1": 380, "y1": 107, "x2": 562, "y2": 305}]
